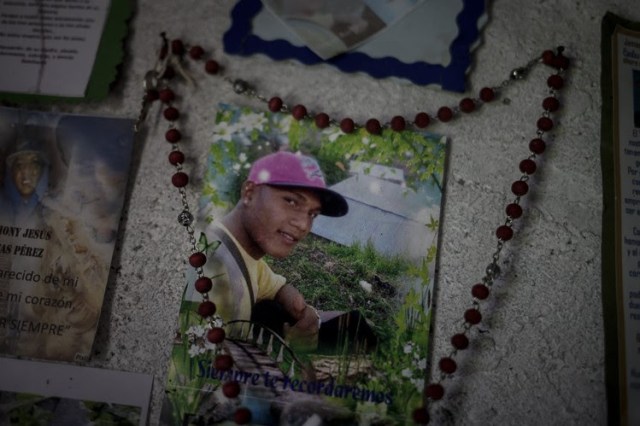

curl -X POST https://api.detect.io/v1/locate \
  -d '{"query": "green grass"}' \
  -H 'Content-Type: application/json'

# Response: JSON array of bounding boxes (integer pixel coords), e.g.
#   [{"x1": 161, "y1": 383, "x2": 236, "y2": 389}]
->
[{"x1": 266, "y1": 234, "x2": 411, "y2": 344}]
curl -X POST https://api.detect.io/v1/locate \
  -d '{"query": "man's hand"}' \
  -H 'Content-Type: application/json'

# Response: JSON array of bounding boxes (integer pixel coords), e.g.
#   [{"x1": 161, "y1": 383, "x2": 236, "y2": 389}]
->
[{"x1": 275, "y1": 284, "x2": 320, "y2": 351}]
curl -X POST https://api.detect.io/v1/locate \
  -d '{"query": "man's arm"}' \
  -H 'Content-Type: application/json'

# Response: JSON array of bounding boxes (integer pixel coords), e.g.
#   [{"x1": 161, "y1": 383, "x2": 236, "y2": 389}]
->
[{"x1": 274, "y1": 284, "x2": 320, "y2": 348}]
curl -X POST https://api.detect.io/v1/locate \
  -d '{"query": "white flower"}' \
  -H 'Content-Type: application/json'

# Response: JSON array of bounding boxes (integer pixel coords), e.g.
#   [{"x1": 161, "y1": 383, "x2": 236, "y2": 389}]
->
[
  {"x1": 401, "y1": 368, "x2": 412, "y2": 378},
  {"x1": 411, "y1": 378, "x2": 425, "y2": 391},
  {"x1": 188, "y1": 344, "x2": 201, "y2": 357},
  {"x1": 212, "y1": 121, "x2": 237, "y2": 142},
  {"x1": 238, "y1": 112, "x2": 267, "y2": 130},
  {"x1": 238, "y1": 152, "x2": 248, "y2": 163},
  {"x1": 403, "y1": 342, "x2": 414, "y2": 354},
  {"x1": 232, "y1": 163, "x2": 241, "y2": 172},
  {"x1": 417, "y1": 358, "x2": 427, "y2": 369}
]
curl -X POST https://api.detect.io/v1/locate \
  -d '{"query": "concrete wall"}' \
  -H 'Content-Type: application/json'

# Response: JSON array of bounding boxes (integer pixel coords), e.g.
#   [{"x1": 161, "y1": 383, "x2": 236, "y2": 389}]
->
[{"x1": 41, "y1": 0, "x2": 639, "y2": 424}]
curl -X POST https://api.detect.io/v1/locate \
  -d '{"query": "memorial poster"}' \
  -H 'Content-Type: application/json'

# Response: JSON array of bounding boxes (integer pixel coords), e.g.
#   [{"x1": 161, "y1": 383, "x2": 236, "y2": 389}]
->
[
  {"x1": 161, "y1": 104, "x2": 447, "y2": 425},
  {"x1": 0, "y1": 107, "x2": 134, "y2": 362}
]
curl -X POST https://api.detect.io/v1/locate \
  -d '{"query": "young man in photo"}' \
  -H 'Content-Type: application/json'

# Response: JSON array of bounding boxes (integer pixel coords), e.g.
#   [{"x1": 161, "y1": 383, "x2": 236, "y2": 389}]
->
[{"x1": 203, "y1": 150, "x2": 348, "y2": 349}]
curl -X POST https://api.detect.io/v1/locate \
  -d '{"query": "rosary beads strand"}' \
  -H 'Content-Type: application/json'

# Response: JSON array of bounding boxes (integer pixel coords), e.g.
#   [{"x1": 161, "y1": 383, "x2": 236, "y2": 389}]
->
[{"x1": 136, "y1": 33, "x2": 569, "y2": 424}]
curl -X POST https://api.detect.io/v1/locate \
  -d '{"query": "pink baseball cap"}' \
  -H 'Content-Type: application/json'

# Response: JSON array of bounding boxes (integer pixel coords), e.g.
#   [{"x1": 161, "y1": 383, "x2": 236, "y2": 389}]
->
[{"x1": 247, "y1": 151, "x2": 348, "y2": 217}]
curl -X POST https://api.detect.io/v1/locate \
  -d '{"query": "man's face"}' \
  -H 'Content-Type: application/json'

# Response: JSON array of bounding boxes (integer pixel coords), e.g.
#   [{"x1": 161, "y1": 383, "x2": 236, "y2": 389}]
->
[
  {"x1": 241, "y1": 183, "x2": 322, "y2": 259},
  {"x1": 11, "y1": 152, "x2": 43, "y2": 198}
]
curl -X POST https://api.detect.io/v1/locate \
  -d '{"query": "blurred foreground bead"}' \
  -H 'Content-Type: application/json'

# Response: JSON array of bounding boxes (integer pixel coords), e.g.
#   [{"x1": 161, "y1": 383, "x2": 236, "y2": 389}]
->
[
  {"x1": 171, "y1": 39, "x2": 184, "y2": 55},
  {"x1": 159, "y1": 88, "x2": 175, "y2": 103},
  {"x1": 537, "y1": 117, "x2": 553, "y2": 132},
  {"x1": 547, "y1": 74, "x2": 564, "y2": 90}
]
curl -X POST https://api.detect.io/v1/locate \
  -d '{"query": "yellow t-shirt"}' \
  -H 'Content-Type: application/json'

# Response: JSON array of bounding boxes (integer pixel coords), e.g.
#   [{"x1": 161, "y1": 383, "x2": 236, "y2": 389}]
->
[{"x1": 201, "y1": 223, "x2": 286, "y2": 323}]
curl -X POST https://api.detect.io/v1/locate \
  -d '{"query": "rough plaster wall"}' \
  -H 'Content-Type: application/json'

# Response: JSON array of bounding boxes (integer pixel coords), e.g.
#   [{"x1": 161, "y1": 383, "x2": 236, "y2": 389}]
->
[{"x1": 47, "y1": 0, "x2": 639, "y2": 424}]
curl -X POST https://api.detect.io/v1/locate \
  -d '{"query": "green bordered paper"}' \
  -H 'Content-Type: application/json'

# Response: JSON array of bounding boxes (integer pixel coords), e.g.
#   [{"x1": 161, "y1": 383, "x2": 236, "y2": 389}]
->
[
  {"x1": 601, "y1": 11, "x2": 640, "y2": 426},
  {"x1": 0, "y1": 0, "x2": 132, "y2": 103}
]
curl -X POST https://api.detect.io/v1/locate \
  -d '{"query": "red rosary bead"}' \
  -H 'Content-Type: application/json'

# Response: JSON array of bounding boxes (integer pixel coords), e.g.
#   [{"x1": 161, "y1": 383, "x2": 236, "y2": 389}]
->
[
  {"x1": 315, "y1": 112, "x2": 330, "y2": 128},
  {"x1": 511, "y1": 180, "x2": 529, "y2": 196},
  {"x1": 390, "y1": 115, "x2": 406, "y2": 132},
  {"x1": 214, "y1": 354, "x2": 234, "y2": 371},
  {"x1": 529, "y1": 138, "x2": 546, "y2": 154},
  {"x1": 471, "y1": 283, "x2": 490, "y2": 300},
  {"x1": 292, "y1": 104, "x2": 307, "y2": 120},
  {"x1": 189, "y1": 251, "x2": 207, "y2": 267},
  {"x1": 479, "y1": 87, "x2": 495, "y2": 102},
  {"x1": 159, "y1": 88, "x2": 175, "y2": 104},
  {"x1": 172, "y1": 171, "x2": 189, "y2": 187},
  {"x1": 519, "y1": 158, "x2": 537, "y2": 174},
  {"x1": 547, "y1": 74, "x2": 564, "y2": 90},
  {"x1": 168, "y1": 150, "x2": 185, "y2": 165},
  {"x1": 425, "y1": 383, "x2": 445, "y2": 400},
  {"x1": 542, "y1": 96, "x2": 560, "y2": 112},
  {"x1": 439, "y1": 357, "x2": 457, "y2": 374},
  {"x1": 506, "y1": 203, "x2": 523, "y2": 219},
  {"x1": 223, "y1": 381, "x2": 241, "y2": 398},
  {"x1": 171, "y1": 39, "x2": 185, "y2": 55},
  {"x1": 205, "y1": 59, "x2": 220, "y2": 74},
  {"x1": 414, "y1": 112, "x2": 430, "y2": 128},
  {"x1": 553, "y1": 53, "x2": 570, "y2": 70},
  {"x1": 268, "y1": 97, "x2": 283, "y2": 112},
  {"x1": 165, "y1": 128, "x2": 181, "y2": 143},
  {"x1": 459, "y1": 98, "x2": 475, "y2": 113},
  {"x1": 340, "y1": 118, "x2": 355, "y2": 133},
  {"x1": 437, "y1": 106, "x2": 453, "y2": 122},
  {"x1": 194, "y1": 276, "x2": 212, "y2": 293},
  {"x1": 464, "y1": 308, "x2": 482, "y2": 325},
  {"x1": 197, "y1": 300, "x2": 217, "y2": 317},
  {"x1": 163, "y1": 107, "x2": 180, "y2": 121},
  {"x1": 537, "y1": 117, "x2": 553, "y2": 132},
  {"x1": 541, "y1": 49, "x2": 556, "y2": 66},
  {"x1": 365, "y1": 118, "x2": 382, "y2": 135},
  {"x1": 189, "y1": 45, "x2": 205, "y2": 60},
  {"x1": 412, "y1": 407, "x2": 430, "y2": 424},
  {"x1": 451, "y1": 333, "x2": 469, "y2": 350},
  {"x1": 207, "y1": 327, "x2": 226, "y2": 344},
  {"x1": 496, "y1": 225, "x2": 514, "y2": 241},
  {"x1": 234, "y1": 408, "x2": 252, "y2": 425}
]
